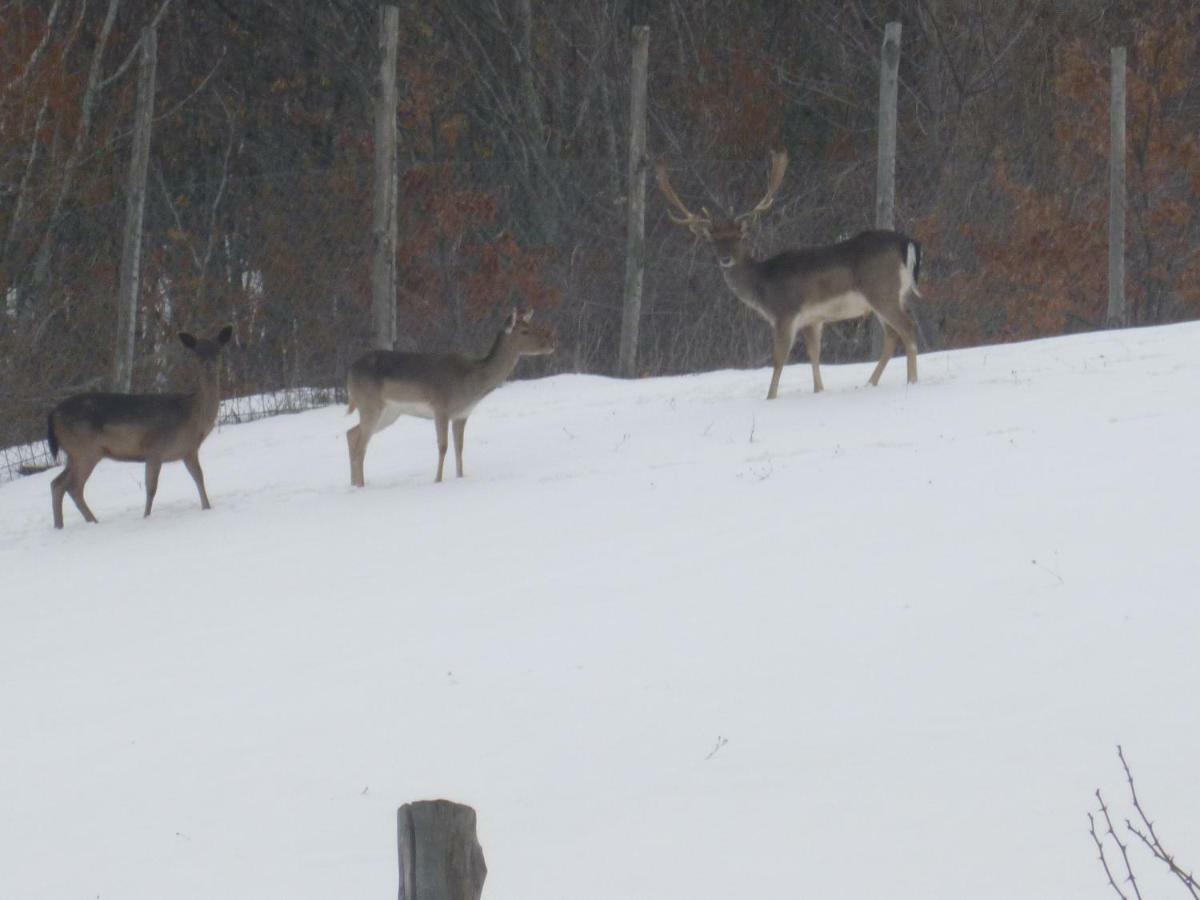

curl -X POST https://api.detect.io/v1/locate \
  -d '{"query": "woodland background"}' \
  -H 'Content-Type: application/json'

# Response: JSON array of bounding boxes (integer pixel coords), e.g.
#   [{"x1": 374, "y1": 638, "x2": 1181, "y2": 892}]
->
[{"x1": 2, "y1": 0, "x2": 1199, "y2": 451}]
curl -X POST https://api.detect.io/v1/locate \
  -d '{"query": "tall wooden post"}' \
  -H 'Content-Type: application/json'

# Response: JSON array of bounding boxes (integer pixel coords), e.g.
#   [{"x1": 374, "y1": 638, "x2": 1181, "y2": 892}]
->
[
  {"x1": 1107, "y1": 47, "x2": 1126, "y2": 327},
  {"x1": 113, "y1": 26, "x2": 157, "y2": 392},
  {"x1": 875, "y1": 22, "x2": 901, "y2": 231},
  {"x1": 870, "y1": 21, "x2": 902, "y2": 358},
  {"x1": 372, "y1": 5, "x2": 400, "y2": 350},
  {"x1": 617, "y1": 24, "x2": 650, "y2": 378}
]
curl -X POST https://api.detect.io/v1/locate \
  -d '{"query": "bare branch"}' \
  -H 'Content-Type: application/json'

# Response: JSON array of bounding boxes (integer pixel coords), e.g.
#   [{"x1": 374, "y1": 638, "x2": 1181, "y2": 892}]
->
[
  {"x1": 1097, "y1": 787, "x2": 1144, "y2": 900},
  {"x1": 98, "y1": 0, "x2": 174, "y2": 91},
  {"x1": 1118, "y1": 746, "x2": 1200, "y2": 899},
  {"x1": 0, "y1": 0, "x2": 62, "y2": 100},
  {"x1": 1090, "y1": 810, "x2": 1132, "y2": 900}
]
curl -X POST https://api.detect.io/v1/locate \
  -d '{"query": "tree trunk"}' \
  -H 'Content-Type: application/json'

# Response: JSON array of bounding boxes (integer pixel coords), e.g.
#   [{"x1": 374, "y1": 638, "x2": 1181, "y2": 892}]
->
[
  {"x1": 372, "y1": 5, "x2": 400, "y2": 350},
  {"x1": 113, "y1": 26, "x2": 157, "y2": 392},
  {"x1": 618, "y1": 24, "x2": 650, "y2": 378},
  {"x1": 871, "y1": 20, "x2": 902, "y2": 359},
  {"x1": 31, "y1": 0, "x2": 122, "y2": 297},
  {"x1": 1107, "y1": 47, "x2": 1126, "y2": 328}
]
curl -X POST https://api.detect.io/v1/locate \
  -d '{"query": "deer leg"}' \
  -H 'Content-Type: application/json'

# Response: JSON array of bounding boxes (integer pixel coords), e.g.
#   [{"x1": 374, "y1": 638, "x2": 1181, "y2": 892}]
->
[
  {"x1": 182, "y1": 450, "x2": 211, "y2": 510},
  {"x1": 67, "y1": 454, "x2": 100, "y2": 524},
  {"x1": 452, "y1": 418, "x2": 467, "y2": 478},
  {"x1": 875, "y1": 308, "x2": 920, "y2": 385},
  {"x1": 434, "y1": 415, "x2": 450, "y2": 483},
  {"x1": 346, "y1": 423, "x2": 364, "y2": 487},
  {"x1": 144, "y1": 458, "x2": 163, "y2": 517},
  {"x1": 347, "y1": 405, "x2": 381, "y2": 488},
  {"x1": 896, "y1": 312, "x2": 920, "y2": 384},
  {"x1": 800, "y1": 323, "x2": 824, "y2": 393},
  {"x1": 767, "y1": 323, "x2": 796, "y2": 400},
  {"x1": 868, "y1": 319, "x2": 900, "y2": 386},
  {"x1": 51, "y1": 465, "x2": 71, "y2": 529}
]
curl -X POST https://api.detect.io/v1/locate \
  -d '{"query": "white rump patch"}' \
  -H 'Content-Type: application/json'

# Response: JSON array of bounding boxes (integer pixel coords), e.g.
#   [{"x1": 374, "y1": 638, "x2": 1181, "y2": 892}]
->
[{"x1": 900, "y1": 246, "x2": 921, "y2": 305}]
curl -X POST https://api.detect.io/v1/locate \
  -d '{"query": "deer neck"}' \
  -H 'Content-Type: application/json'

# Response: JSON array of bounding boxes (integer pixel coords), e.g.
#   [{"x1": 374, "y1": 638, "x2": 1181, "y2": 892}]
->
[
  {"x1": 720, "y1": 255, "x2": 767, "y2": 314},
  {"x1": 473, "y1": 332, "x2": 524, "y2": 393},
  {"x1": 189, "y1": 363, "x2": 223, "y2": 432}
]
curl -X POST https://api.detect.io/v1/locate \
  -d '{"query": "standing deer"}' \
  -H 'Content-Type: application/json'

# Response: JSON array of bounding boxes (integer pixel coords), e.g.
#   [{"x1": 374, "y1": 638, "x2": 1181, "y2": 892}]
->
[
  {"x1": 47, "y1": 325, "x2": 233, "y2": 529},
  {"x1": 345, "y1": 308, "x2": 554, "y2": 488},
  {"x1": 656, "y1": 150, "x2": 922, "y2": 399}
]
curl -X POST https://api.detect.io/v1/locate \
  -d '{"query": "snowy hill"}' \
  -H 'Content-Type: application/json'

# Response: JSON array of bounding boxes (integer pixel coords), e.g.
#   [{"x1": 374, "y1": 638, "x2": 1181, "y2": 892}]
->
[{"x1": 2, "y1": 324, "x2": 1199, "y2": 900}]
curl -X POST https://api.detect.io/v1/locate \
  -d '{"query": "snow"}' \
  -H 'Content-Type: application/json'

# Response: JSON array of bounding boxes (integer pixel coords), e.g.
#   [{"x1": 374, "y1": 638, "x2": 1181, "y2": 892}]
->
[{"x1": 2, "y1": 323, "x2": 1198, "y2": 900}]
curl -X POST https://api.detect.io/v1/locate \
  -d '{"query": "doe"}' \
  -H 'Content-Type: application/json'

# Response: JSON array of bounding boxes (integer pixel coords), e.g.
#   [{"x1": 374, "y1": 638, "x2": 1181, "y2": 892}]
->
[
  {"x1": 346, "y1": 308, "x2": 554, "y2": 487},
  {"x1": 47, "y1": 325, "x2": 233, "y2": 529}
]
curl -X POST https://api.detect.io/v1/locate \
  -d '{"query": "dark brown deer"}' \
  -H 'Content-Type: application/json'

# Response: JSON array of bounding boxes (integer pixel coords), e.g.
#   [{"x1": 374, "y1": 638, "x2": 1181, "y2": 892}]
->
[
  {"x1": 346, "y1": 308, "x2": 554, "y2": 487},
  {"x1": 47, "y1": 325, "x2": 233, "y2": 529},
  {"x1": 656, "y1": 150, "x2": 922, "y2": 399}
]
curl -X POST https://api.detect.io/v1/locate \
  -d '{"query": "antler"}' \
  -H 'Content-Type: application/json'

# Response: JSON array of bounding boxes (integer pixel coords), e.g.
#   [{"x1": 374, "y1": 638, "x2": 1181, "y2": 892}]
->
[
  {"x1": 734, "y1": 149, "x2": 788, "y2": 225},
  {"x1": 655, "y1": 160, "x2": 712, "y2": 237}
]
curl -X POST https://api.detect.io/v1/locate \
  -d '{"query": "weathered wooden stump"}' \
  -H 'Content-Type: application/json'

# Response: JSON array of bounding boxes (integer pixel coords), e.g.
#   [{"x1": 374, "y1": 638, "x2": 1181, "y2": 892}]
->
[{"x1": 397, "y1": 800, "x2": 487, "y2": 900}]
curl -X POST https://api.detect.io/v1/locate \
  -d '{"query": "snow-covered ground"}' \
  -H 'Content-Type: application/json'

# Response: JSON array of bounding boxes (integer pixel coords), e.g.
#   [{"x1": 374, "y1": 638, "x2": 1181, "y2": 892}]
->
[{"x1": 2, "y1": 324, "x2": 1198, "y2": 900}]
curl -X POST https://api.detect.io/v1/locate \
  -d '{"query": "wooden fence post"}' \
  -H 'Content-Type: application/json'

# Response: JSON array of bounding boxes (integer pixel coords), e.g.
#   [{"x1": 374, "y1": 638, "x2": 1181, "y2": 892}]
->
[
  {"x1": 397, "y1": 800, "x2": 487, "y2": 900},
  {"x1": 1107, "y1": 46, "x2": 1126, "y2": 327},
  {"x1": 870, "y1": 21, "x2": 902, "y2": 359},
  {"x1": 875, "y1": 22, "x2": 901, "y2": 231},
  {"x1": 617, "y1": 24, "x2": 650, "y2": 378},
  {"x1": 372, "y1": 5, "x2": 400, "y2": 350},
  {"x1": 113, "y1": 26, "x2": 157, "y2": 392}
]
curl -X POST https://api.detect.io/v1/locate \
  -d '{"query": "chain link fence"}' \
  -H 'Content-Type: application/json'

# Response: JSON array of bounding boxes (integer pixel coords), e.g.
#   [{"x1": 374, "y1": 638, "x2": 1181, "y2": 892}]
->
[
  {"x1": 4, "y1": 2, "x2": 1199, "y2": 484},
  {"x1": 2, "y1": 150, "x2": 893, "y2": 483}
]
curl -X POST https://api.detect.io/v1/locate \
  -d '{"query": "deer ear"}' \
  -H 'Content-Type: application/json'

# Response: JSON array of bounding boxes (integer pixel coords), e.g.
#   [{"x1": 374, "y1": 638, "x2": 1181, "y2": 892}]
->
[
  {"x1": 179, "y1": 332, "x2": 198, "y2": 349},
  {"x1": 216, "y1": 324, "x2": 234, "y2": 345},
  {"x1": 520, "y1": 308, "x2": 534, "y2": 323},
  {"x1": 503, "y1": 309, "x2": 517, "y2": 333}
]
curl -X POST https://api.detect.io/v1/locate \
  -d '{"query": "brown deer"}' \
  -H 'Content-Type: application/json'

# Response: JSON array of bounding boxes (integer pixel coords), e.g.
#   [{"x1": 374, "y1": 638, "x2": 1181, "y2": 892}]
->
[
  {"x1": 656, "y1": 150, "x2": 922, "y2": 399},
  {"x1": 47, "y1": 325, "x2": 233, "y2": 529},
  {"x1": 346, "y1": 308, "x2": 554, "y2": 488}
]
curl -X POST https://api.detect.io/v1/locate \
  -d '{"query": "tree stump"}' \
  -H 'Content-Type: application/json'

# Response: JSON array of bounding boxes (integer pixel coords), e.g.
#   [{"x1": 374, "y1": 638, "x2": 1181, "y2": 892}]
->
[{"x1": 397, "y1": 800, "x2": 487, "y2": 900}]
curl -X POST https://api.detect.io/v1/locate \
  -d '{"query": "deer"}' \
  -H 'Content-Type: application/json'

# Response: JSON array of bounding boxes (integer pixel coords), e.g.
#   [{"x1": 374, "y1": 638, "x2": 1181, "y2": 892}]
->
[
  {"x1": 345, "y1": 308, "x2": 555, "y2": 488},
  {"x1": 46, "y1": 324, "x2": 234, "y2": 529},
  {"x1": 656, "y1": 149, "x2": 922, "y2": 400}
]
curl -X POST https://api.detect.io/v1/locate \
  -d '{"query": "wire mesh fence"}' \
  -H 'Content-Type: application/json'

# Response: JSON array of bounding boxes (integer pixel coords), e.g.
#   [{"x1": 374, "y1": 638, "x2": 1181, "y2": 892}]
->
[
  {"x1": 1, "y1": 151, "x2": 891, "y2": 485},
  {"x1": 4, "y1": 0, "x2": 1200, "y2": 485},
  {"x1": 1, "y1": 387, "x2": 347, "y2": 484}
]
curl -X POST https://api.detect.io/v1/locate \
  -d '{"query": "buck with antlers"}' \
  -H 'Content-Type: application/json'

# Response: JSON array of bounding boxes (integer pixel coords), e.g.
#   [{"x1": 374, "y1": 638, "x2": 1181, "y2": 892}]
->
[
  {"x1": 346, "y1": 308, "x2": 554, "y2": 488},
  {"x1": 47, "y1": 325, "x2": 234, "y2": 529},
  {"x1": 656, "y1": 150, "x2": 921, "y2": 399}
]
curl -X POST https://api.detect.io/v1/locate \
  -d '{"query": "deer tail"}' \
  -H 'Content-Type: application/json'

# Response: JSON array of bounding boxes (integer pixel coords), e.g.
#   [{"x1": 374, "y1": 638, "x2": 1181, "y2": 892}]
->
[
  {"x1": 906, "y1": 239, "x2": 922, "y2": 285},
  {"x1": 903, "y1": 238, "x2": 922, "y2": 299},
  {"x1": 47, "y1": 411, "x2": 59, "y2": 458}
]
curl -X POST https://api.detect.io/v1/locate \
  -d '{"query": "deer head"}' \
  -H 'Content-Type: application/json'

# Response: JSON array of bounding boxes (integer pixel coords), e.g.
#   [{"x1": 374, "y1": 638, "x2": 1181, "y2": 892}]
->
[
  {"x1": 655, "y1": 149, "x2": 789, "y2": 268},
  {"x1": 501, "y1": 308, "x2": 555, "y2": 356},
  {"x1": 178, "y1": 324, "x2": 234, "y2": 365}
]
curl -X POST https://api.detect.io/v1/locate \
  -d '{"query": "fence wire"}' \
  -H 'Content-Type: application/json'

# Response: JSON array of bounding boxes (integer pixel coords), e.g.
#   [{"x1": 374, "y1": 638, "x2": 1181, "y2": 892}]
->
[{"x1": 4, "y1": 1, "x2": 1200, "y2": 484}]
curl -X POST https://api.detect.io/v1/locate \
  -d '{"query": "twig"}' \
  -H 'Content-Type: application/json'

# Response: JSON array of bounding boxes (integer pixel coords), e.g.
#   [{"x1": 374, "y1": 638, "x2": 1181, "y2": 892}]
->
[
  {"x1": 1119, "y1": 746, "x2": 1200, "y2": 899},
  {"x1": 703, "y1": 736, "x2": 727, "y2": 761},
  {"x1": 1090, "y1": 810, "x2": 1132, "y2": 900},
  {"x1": 1097, "y1": 787, "x2": 1144, "y2": 900},
  {"x1": 1031, "y1": 552, "x2": 1064, "y2": 585}
]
